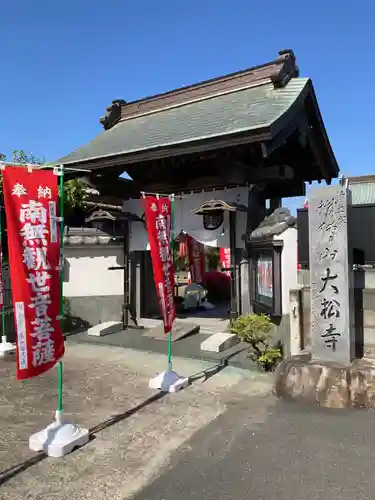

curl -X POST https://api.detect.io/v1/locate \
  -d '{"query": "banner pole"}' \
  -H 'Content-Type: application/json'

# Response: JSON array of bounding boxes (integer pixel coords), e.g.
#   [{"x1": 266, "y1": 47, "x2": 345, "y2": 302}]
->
[
  {"x1": 25, "y1": 163, "x2": 89, "y2": 456},
  {"x1": 0, "y1": 172, "x2": 15, "y2": 357},
  {"x1": 0, "y1": 205, "x2": 5, "y2": 335},
  {"x1": 168, "y1": 194, "x2": 175, "y2": 372},
  {"x1": 57, "y1": 166, "x2": 64, "y2": 416}
]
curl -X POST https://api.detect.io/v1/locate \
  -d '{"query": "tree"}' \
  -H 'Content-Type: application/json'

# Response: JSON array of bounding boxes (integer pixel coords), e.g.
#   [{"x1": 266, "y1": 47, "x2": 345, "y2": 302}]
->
[{"x1": 0, "y1": 149, "x2": 87, "y2": 213}]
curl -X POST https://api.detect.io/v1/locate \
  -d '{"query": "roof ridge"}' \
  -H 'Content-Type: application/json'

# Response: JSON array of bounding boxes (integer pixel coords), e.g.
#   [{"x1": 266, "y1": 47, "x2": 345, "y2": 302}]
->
[
  {"x1": 100, "y1": 49, "x2": 299, "y2": 129},
  {"x1": 118, "y1": 79, "x2": 273, "y2": 124},
  {"x1": 118, "y1": 76, "x2": 309, "y2": 125}
]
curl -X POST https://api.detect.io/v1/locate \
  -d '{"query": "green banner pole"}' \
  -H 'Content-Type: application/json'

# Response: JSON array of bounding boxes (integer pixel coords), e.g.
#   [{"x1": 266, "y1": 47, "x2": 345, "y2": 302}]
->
[
  {"x1": 57, "y1": 167, "x2": 64, "y2": 415},
  {"x1": 0, "y1": 205, "x2": 5, "y2": 336},
  {"x1": 167, "y1": 194, "x2": 175, "y2": 371},
  {"x1": 0, "y1": 204, "x2": 6, "y2": 343},
  {"x1": 0, "y1": 172, "x2": 15, "y2": 357}
]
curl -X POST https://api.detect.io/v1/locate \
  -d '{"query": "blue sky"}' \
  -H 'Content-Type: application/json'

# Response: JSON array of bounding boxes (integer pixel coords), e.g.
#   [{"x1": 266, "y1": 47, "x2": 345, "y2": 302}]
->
[{"x1": 1, "y1": 1, "x2": 375, "y2": 209}]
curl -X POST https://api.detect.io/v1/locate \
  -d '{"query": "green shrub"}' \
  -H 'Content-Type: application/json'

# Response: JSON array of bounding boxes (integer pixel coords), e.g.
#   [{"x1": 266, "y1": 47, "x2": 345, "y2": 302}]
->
[
  {"x1": 257, "y1": 348, "x2": 283, "y2": 372},
  {"x1": 230, "y1": 314, "x2": 282, "y2": 371}
]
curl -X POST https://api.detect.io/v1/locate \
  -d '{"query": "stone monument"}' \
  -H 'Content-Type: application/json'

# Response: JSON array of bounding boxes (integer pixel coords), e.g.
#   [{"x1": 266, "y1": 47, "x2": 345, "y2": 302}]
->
[
  {"x1": 308, "y1": 185, "x2": 354, "y2": 363},
  {"x1": 274, "y1": 185, "x2": 375, "y2": 409}
]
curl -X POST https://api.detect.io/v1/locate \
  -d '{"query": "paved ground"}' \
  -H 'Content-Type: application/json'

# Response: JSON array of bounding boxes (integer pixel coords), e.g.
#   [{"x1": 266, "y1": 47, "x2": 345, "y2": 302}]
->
[
  {"x1": 0, "y1": 343, "x2": 272, "y2": 500},
  {"x1": 68, "y1": 328, "x2": 254, "y2": 370},
  {"x1": 135, "y1": 395, "x2": 375, "y2": 500}
]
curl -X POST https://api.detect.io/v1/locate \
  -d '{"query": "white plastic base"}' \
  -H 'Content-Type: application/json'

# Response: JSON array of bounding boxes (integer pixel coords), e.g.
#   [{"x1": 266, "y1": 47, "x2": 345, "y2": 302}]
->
[
  {"x1": 0, "y1": 336, "x2": 16, "y2": 358},
  {"x1": 149, "y1": 370, "x2": 189, "y2": 393},
  {"x1": 29, "y1": 411, "x2": 89, "y2": 458}
]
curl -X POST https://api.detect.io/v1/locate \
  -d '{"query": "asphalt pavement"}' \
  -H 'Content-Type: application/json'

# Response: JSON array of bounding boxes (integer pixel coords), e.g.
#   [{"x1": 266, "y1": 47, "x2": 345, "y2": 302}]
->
[{"x1": 134, "y1": 395, "x2": 375, "y2": 500}]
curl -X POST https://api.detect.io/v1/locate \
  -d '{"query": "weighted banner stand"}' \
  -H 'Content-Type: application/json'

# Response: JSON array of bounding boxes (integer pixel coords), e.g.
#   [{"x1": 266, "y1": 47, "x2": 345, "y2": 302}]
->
[
  {"x1": 0, "y1": 162, "x2": 90, "y2": 458},
  {"x1": 145, "y1": 193, "x2": 188, "y2": 393},
  {"x1": 0, "y1": 203, "x2": 16, "y2": 357}
]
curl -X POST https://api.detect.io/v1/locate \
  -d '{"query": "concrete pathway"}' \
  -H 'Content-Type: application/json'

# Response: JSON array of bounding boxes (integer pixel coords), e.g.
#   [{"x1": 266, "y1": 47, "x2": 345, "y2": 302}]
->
[
  {"x1": 135, "y1": 395, "x2": 375, "y2": 500},
  {"x1": 0, "y1": 343, "x2": 272, "y2": 500}
]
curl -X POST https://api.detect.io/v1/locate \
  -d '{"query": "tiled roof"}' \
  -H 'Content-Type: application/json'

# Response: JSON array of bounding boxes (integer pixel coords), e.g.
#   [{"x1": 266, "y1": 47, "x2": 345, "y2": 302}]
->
[{"x1": 57, "y1": 78, "x2": 310, "y2": 166}]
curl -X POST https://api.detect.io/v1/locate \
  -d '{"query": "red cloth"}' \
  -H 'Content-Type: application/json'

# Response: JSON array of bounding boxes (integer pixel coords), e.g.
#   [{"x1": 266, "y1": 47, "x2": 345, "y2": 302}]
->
[{"x1": 3, "y1": 167, "x2": 64, "y2": 380}]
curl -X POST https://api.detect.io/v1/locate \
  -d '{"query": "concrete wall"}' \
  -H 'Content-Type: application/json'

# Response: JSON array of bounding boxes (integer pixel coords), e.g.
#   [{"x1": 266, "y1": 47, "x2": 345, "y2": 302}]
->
[
  {"x1": 269, "y1": 227, "x2": 298, "y2": 357},
  {"x1": 63, "y1": 246, "x2": 124, "y2": 326},
  {"x1": 280, "y1": 227, "x2": 298, "y2": 315}
]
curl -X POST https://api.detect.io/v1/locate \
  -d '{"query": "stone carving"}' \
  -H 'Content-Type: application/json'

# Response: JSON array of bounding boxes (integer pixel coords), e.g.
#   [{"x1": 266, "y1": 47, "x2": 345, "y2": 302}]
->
[
  {"x1": 308, "y1": 186, "x2": 354, "y2": 363},
  {"x1": 248, "y1": 207, "x2": 296, "y2": 241}
]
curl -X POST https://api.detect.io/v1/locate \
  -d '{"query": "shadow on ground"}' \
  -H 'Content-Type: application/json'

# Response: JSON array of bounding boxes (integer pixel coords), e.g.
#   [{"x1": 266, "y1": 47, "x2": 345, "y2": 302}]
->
[{"x1": 0, "y1": 359, "x2": 231, "y2": 488}]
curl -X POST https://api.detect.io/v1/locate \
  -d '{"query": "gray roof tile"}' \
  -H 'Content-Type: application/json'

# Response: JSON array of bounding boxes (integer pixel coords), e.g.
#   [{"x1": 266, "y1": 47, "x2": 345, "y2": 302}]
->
[{"x1": 58, "y1": 78, "x2": 309, "y2": 165}]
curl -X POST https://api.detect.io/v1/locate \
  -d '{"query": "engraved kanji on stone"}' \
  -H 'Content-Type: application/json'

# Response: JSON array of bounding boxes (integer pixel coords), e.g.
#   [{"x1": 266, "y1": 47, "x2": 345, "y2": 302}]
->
[
  {"x1": 320, "y1": 298, "x2": 340, "y2": 320},
  {"x1": 321, "y1": 323, "x2": 342, "y2": 351},
  {"x1": 320, "y1": 248, "x2": 338, "y2": 260},
  {"x1": 319, "y1": 268, "x2": 339, "y2": 294}
]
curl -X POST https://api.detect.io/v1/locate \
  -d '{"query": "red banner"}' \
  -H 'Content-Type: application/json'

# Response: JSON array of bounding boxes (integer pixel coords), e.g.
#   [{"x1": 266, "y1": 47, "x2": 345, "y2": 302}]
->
[
  {"x1": 3, "y1": 167, "x2": 65, "y2": 380},
  {"x1": 143, "y1": 196, "x2": 176, "y2": 334},
  {"x1": 220, "y1": 248, "x2": 231, "y2": 276},
  {"x1": 0, "y1": 237, "x2": 4, "y2": 311},
  {"x1": 186, "y1": 235, "x2": 205, "y2": 283}
]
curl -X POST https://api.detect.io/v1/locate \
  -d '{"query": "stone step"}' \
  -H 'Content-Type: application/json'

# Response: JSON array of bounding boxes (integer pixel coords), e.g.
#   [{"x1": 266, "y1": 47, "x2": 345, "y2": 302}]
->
[{"x1": 199, "y1": 328, "x2": 228, "y2": 336}]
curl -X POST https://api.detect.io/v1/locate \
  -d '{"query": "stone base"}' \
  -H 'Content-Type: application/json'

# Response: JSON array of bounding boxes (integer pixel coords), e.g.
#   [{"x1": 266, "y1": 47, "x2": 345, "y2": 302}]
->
[
  {"x1": 274, "y1": 352, "x2": 375, "y2": 409},
  {"x1": 200, "y1": 333, "x2": 239, "y2": 353},
  {"x1": 87, "y1": 321, "x2": 123, "y2": 337},
  {"x1": 29, "y1": 411, "x2": 89, "y2": 458}
]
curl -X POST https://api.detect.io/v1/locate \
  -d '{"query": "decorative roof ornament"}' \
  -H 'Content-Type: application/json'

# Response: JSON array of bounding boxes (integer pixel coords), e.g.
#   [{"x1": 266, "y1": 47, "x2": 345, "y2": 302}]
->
[
  {"x1": 246, "y1": 208, "x2": 296, "y2": 241},
  {"x1": 190, "y1": 199, "x2": 248, "y2": 215}
]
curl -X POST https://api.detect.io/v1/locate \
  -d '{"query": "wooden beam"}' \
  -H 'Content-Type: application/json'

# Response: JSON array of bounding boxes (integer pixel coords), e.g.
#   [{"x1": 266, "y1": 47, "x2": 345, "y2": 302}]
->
[
  {"x1": 233, "y1": 163, "x2": 294, "y2": 183},
  {"x1": 260, "y1": 181, "x2": 305, "y2": 199}
]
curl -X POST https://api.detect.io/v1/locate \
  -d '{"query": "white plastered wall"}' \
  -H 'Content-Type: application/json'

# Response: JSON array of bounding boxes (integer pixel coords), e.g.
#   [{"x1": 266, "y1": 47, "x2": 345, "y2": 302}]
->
[
  {"x1": 123, "y1": 186, "x2": 250, "y2": 251},
  {"x1": 277, "y1": 227, "x2": 298, "y2": 314},
  {"x1": 63, "y1": 246, "x2": 124, "y2": 297}
]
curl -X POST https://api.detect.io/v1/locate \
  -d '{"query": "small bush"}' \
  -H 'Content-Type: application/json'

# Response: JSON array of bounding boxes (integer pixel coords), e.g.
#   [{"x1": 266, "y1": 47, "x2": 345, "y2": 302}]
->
[
  {"x1": 257, "y1": 348, "x2": 283, "y2": 372},
  {"x1": 230, "y1": 314, "x2": 282, "y2": 371}
]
